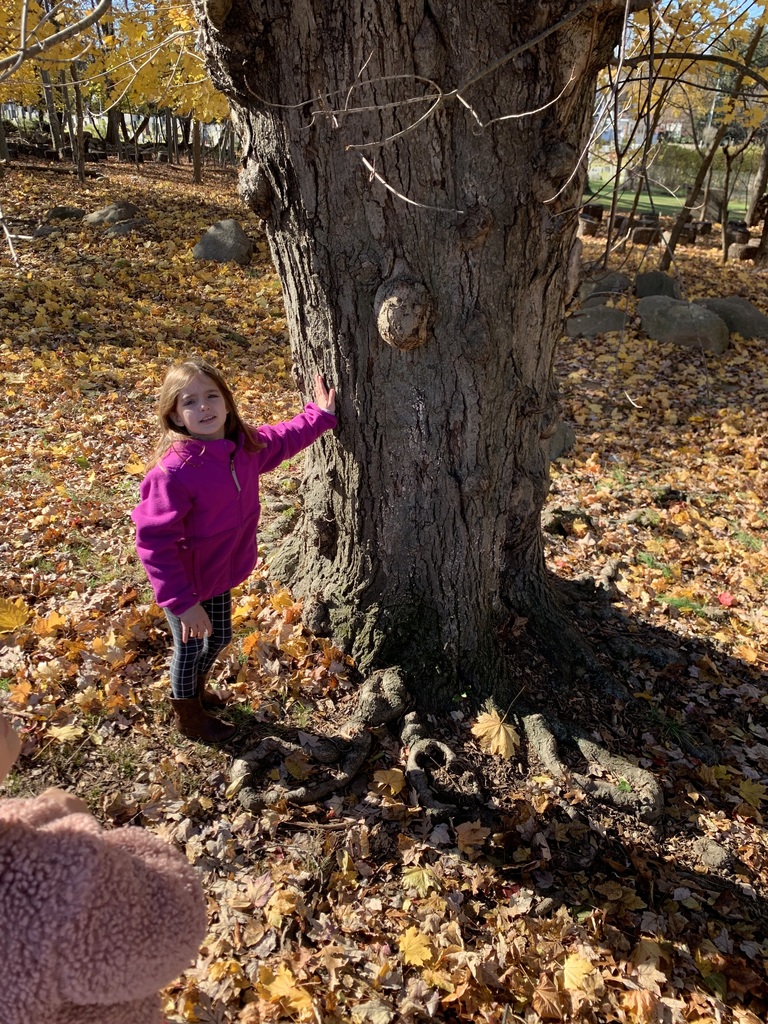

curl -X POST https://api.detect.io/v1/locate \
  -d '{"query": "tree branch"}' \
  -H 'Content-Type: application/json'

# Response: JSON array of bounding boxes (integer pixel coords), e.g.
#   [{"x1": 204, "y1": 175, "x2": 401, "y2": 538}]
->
[
  {"x1": 0, "y1": 0, "x2": 113, "y2": 84},
  {"x1": 619, "y1": 50, "x2": 768, "y2": 93}
]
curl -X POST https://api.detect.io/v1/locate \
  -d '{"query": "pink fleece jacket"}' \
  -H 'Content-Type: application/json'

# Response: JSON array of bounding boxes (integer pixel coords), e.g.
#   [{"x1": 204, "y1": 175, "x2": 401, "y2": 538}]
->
[
  {"x1": 0, "y1": 792, "x2": 207, "y2": 1024},
  {"x1": 132, "y1": 403, "x2": 336, "y2": 615}
]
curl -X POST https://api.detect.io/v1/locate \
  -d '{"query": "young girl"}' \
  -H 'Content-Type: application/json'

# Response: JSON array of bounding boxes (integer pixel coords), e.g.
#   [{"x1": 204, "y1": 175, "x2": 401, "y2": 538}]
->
[{"x1": 132, "y1": 358, "x2": 336, "y2": 742}]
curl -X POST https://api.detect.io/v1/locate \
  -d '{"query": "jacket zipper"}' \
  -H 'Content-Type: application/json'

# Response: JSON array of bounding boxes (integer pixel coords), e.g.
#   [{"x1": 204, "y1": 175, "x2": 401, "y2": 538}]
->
[{"x1": 230, "y1": 457, "x2": 241, "y2": 493}]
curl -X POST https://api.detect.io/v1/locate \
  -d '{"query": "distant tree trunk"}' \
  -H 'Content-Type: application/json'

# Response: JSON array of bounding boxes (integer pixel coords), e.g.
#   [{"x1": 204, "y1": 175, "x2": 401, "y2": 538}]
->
[
  {"x1": 165, "y1": 108, "x2": 175, "y2": 163},
  {"x1": 59, "y1": 73, "x2": 77, "y2": 161},
  {"x1": 196, "y1": 0, "x2": 628, "y2": 706},
  {"x1": 747, "y1": 136, "x2": 768, "y2": 226},
  {"x1": 180, "y1": 114, "x2": 192, "y2": 154},
  {"x1": 0, "y1": 118, "x2": 9, "y2": 162},
  {"x1": 39, "y1": 69, "x2": 63, "y2": 156},
  {"x1": 70, "y1": 64, "x2": 86, "y2": 184},
  {"x1": 106, "y1": 107, "x2": 121, "y2": 147},
  {"x1": 192, "y1": 119, "x2": 202, "y2": 183}
]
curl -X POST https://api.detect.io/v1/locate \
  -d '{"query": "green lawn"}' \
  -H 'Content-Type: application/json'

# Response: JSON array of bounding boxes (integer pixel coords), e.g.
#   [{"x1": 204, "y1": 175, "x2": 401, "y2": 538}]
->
[{"x1": 584, "y1": 184, "x2": 747, "y2": 219}]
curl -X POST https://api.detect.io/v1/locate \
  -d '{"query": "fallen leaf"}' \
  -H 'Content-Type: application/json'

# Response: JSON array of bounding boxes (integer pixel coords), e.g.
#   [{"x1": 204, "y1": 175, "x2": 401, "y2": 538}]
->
[
  {"x1": 0, "y1": 597, "x2": 29, "y2": 633},
  {"x1": 471, "y1": 707, "x2": 521, "y2": 759},
  {"x1": 398, "y1": 926, "x2": 433, "y2": 966}
]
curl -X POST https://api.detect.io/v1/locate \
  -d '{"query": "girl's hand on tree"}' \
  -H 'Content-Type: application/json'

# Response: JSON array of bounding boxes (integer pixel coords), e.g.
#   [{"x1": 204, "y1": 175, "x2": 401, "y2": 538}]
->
[
  {"x1": 179, "y1": 604, "x2": 213, "y2": 643},
  {"x1": 314, "y1": 374, "x2": 336, "y2": 414}
]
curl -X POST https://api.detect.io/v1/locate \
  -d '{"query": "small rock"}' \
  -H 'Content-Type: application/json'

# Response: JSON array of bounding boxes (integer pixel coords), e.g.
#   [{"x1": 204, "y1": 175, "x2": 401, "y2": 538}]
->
[
  {"x1": 45, "y1": 206, "x2": 85, "y2": 222},
  {"x1": 103, "y1": 218, "x2": 152, "y2": 238},
  {"x1": 635, "y1": 271, "x2": 681, "y2": 300},
  {"x1": 83, "y1": 201, "x2": 141, "y2": 226},
  {"x1": 193, "y1": 218, "x2": 253, "y2": 265},
  {"x1": 565, "y1": 305, "x2": 627, "y2": 339},
  {"x1": 579, "y1": 271, "x2": 632, "y2": 303},
  {"x1": 692, "y1": 836, "x2": 731, "y2": 871}
]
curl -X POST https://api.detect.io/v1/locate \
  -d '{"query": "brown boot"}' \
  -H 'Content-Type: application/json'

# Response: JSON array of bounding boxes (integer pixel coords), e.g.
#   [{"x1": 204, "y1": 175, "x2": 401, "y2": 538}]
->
[
  {"x1": 198, "y1": 675, "x2": 228, "y2": 711},
  {"x1": 170, "y1": 696, "x2": 236, "y2": 743}
]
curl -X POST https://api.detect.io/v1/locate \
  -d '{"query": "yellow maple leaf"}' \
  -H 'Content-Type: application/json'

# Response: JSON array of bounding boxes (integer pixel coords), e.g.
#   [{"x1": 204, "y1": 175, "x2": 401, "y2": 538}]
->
[
  {"x1": 9, "y1": 680, "x2": 34, "y2": 707},
  {"x1": 0, "y1": 597, "x2": 28, "y2": 634},
  {"x1": 562, "y1": 954, "x2": 594, "y2": 991},
  {"x1": 257, "y1": 964, "x2": 313, "y2": 1011},
  {"x1": 48, "y1": 723, "x2": 85, "y2": 743},
  {"x1": 471, "y1": 707, "x2": 520, "y2": 759},
  {"x1": 733, "y1": 644, "x2": 758, "y2": 664},
  {"x1": 270, "y1": 588, "x2": 294, "y2": 611},
  {"x1": 33, "y1": 610, "x2": 68, "y2": 636},
  {"x1": 739, "y1": 778, "x2": 766, "y2": 808},
  {"x1": 622, "y1": 988, "x2": 658, "y2": 1023},
  {"x1": 372, "y1": 768, "x2": 406, "y2": 795},
  {"x1": 398, "y1": 926, "x2": 434, "y2": 966},
  {"x1": 402, "y1": 865, "x2": 439, "y2": 897},
  {"x1": 124, "y1": 454, "x2": 146, "y2": 476}
]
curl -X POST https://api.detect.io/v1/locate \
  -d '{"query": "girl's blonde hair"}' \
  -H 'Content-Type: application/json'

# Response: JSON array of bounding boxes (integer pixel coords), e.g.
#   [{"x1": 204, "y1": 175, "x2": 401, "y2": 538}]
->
[{"x1": 146, "y1": 358, "x2": 264, "y2": 470}]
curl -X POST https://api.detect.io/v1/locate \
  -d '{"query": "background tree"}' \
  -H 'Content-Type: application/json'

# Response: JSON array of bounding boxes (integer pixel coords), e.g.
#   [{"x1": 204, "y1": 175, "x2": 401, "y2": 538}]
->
[
  {"x1": 0, "y1": 0, "x2": 228, "y2": 174},
  {"x1": 195, "y1": 0, "x2": 669, "y2": 818}
]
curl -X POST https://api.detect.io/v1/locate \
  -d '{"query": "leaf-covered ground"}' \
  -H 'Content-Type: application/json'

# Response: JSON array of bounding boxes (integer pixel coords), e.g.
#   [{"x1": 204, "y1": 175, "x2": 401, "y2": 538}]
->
[{"x1": 0, "y1": 164, "x2": 766, "y2": 1024}]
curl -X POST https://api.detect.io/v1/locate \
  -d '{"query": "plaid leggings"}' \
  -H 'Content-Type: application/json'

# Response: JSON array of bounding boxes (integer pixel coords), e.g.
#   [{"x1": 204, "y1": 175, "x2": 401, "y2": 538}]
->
[{"x1": 164, "y1": 592, "x2": 233, "y2": 699}]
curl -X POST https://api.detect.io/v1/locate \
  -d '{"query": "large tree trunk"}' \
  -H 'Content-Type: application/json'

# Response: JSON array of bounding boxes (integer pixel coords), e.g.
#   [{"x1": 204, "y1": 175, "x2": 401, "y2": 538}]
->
[{"x1": 196, "y1": 0, "x2": 626, "y2": 709}]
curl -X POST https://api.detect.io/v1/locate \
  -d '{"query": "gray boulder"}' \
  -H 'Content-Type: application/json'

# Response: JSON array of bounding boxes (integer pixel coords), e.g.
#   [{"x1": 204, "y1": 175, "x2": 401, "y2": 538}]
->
[
  {"x1": 578, "y1": 271, "x2": 632, "y2": 303},
  {"x1": 548, "y1": 421, "x2": 576, "y2": 460},
  {"x1": 728, "y1": 242, "x2": 758, "y2": 262},
  {"x1": 638, "y1": 295, "x2": 729, "y2": 354},
  {"x1": 693, "y1": 296, "x2": 768, "y2": 339},
  {"x1": 193, "y1": 219, "x2": 253, "y2": 265},
  {"x1": 635, "y1": 271, "x2": 681, "y2": 299},
  {"x1": 104, "y1": 218, "x2": 152, "y2": 238},
  {"x1": 581, "y1": 272, "x2": 634, "y2": 303},
  {"x1": 631, "y1": 226, "x2": 661, "y2": 245},
  {"x1": 565, "y1": 305, "x2": 627, "y2": 339},
  {"x1": 578, "y1": 217, "x2": 599, "y2": 237},
  {"x1": 83, "y1": 201, "x2": 141, "y2": 226},
  {"x1": 45, "y1": 206, "x2": 85, "y2": 222}
]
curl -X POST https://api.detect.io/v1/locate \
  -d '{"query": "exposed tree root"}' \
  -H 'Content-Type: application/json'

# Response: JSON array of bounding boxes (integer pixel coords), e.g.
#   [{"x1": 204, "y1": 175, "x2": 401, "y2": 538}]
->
[
  {"x1": 400, "y1": 711, "x2": 485, "y2": 819},
  {"x1": 230, "y1": 668, "x2": 409, "y2": 812},
  {"x1": 522, "y1": 710, "x2": 664, "y2": 822}
]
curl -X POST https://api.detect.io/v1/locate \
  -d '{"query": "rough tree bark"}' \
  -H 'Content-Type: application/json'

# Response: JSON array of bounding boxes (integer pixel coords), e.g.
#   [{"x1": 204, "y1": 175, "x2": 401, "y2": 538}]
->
[{"x1": 195, "y1": 0, "x2": 630, "y2": 712}]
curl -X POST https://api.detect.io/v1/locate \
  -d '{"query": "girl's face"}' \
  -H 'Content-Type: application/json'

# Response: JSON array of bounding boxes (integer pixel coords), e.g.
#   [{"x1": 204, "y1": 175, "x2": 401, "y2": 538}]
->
[
  {"x1": 0, "y1": 713, "x2": 21, "y2": 784},
  {"x1": 170, "y1": 373, "x2": 230, "y2": 441}
]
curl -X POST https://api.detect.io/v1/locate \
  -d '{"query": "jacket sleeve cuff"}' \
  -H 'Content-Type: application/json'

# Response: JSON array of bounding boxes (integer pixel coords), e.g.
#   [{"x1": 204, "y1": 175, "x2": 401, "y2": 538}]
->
[{"x1": 304, "y1": 401, "x2": 337, "y2": 427}]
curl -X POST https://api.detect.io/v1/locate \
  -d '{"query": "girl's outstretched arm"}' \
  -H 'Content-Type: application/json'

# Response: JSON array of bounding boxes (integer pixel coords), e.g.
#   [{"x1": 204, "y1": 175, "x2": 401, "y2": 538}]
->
[{"x1": 314, "y1": 374, "x2": 336, "y2": 414}]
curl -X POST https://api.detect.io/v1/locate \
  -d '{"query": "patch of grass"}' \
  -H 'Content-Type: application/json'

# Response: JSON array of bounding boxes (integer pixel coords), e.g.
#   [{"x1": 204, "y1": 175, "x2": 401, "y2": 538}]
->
[
  {"x1": 732, "y1": 530, "x2": 763, "y2": 553},
  {"x1": 104, "y1": 746, "x2": 141, "y2": 780},
  {"x1": 0, "y1": 770, "x2": 23, "y2": 797},
  {"x1": 637, "y1": 551, "x2": 673, "y2": 578},
  {"x1": 27, "y1": 556, "x2": 55, "y2": 572},
  {"x1": 0, "y1": 677, "x2": 10, "y2": 691},
  {"x1": 644, "y1": 704, "x2": 697, "y2": 747},
  {"x1": 223, "y1": 702, "x2": 258, "y2": 730},
  {"x1": 657, "y1": 594, "x2": 709, "y2": 617},
  {"x1": 289, "y1": 700, "x2": 313, "y2": 729}
]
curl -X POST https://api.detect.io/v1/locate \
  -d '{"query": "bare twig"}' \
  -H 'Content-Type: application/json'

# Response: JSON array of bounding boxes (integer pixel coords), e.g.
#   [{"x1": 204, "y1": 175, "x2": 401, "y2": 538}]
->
[{"x1": 0, "y1": 0, "x2": 113, "y2": 84}]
